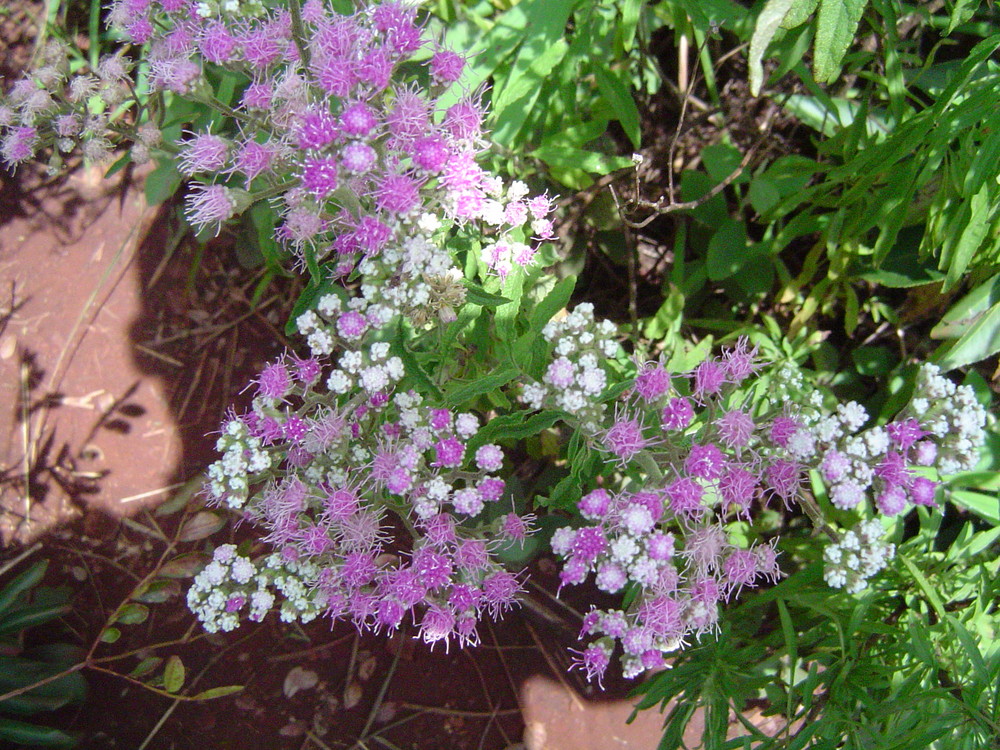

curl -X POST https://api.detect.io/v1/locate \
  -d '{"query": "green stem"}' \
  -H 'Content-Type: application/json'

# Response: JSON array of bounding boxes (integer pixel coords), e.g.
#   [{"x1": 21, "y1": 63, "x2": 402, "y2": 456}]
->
[{"x1": 288, "y1": 0, "x2": 312, "y2": 70}]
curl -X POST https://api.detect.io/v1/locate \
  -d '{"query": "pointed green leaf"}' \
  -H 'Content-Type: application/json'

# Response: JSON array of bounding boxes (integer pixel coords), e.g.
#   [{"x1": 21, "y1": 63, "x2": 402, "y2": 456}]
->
[
  {"x1": 594, "y1": 66, "x2": 640, "y2": 148},
  {"x1": 177, "y1": 511, "x2": 226, "y2": 542},
  {"x1": 0, "y1": 603, "x2": 72, "y2": 637},
  {"x1": 749, "y1": 0, "x2": 795, "y2": 96},
  {"x1": 159, "y1": 552, "x2": 210, "y2": 579},
  {"x1": 0, "y1": 717, "x2": 78, "y2": 748},
  {"x1": 134, "y1": 579, "x2": 181, "y2": 604},
  {"x1": 0, "y1": 561, "x2": 48, "y2": 615},
  {"x1": 129, "y1": 656, "x2": 163, "y2": 679},
  {"x1": 813, "y1": 0, "x2": 868, "y2": 84},
  {"x1": 192, "y1": 684, "x2": 244, "y2": 700}
]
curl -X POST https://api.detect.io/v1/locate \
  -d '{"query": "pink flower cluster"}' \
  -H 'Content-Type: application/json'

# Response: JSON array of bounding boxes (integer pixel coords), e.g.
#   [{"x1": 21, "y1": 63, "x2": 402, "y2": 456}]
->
[
  {"x1": 100, "y1": 0, "x2": 554, "y2": 269},
  {"x1": 544, "y1": 339, "x2": 986, "y2": 682},
  {"x1": 201, "y1": 350, "x2": 530, "y2": 649}
]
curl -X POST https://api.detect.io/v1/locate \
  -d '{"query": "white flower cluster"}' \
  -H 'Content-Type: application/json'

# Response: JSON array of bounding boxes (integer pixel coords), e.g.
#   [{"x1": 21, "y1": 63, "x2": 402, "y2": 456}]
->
[
  {"x1": 909, "y1": 363, "x2": 987, "y2": 474},
  {"x1": 521, "y1": 303, "x2": 619, "y2": 432},
  {"x1": 187, "y1": 544, "x2": 273, "y2": 633},
  {"x1": 188, "y1": 545, "x2": 327, "y2": 633},
  {"x1": 206, "y1": 418, "x2": 272, "y2": 509},
  {"x1": 358, "y1": 215, "x2": 468, "y2": 327},
  {"x1": 295, "y1": 216, "x2": 467, "y2": 356},
  {"x1": 326, "y1": 341, "x2": 405, "y2": 396},
  {"x1": 823, "y1": 520, "x2": 895, "y2": 594},
  {"x1": 262, "y1": 552, "x2": 326, "y2": 625}
]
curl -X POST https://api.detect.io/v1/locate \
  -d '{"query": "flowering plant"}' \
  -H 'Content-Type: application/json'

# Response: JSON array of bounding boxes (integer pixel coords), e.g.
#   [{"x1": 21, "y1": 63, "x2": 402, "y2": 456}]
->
[{"x1": 2, "y1": 0, "x2": 996, "y2": 745}]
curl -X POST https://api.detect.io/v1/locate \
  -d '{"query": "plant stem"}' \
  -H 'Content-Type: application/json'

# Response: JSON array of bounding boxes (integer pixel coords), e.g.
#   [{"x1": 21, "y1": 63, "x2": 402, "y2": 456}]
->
[{"x1": 288, "y1": 0, "x2": 312, "y2": 70}]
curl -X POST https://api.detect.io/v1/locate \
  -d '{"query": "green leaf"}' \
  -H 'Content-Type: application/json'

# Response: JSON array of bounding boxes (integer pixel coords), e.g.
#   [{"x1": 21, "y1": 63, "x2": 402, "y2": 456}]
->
[
  {"x1": 0, "y1": 603, "x2": 71, "y2": 637},
  {"x1": 529, "y1": 276, "x2": 576, "y2": 335},
  {"x1": 594, "y1": 66, "x2": 640, "y2": 148},
  {"x1": 949, "y1": 489, "x2": 1000, "y2": 526},
  {"x1": 813, "y1": 0, "x2": 868, "y2": 83},
  {"x1": 112, "y1": 603, "x2": 149, "y2": 626},
  {"x1": 0, "y1": 717, "x2": 77, "y2": 748},
  {"x1": 701, "y1": 143, "x2": 748, "y2": 185},
  {"x1": 177, "y1": 511, "x2": 226, "y2": 542},
  {"x1": 618, "y1": 0, "x2": 643, "y2": 51},
  {"x1": 748, "y1": 176, "x2": 781, "y2": 215},
  {"x1": 781, "y1": 0, "x2": 819, "y2": 28},
  {"x1": 493, "y1": 37, "x2": 570, "y2": 146},
  {"x1": 932, "y1": 272, "x2": 1000, "y2": 339},
  {"x1": 531, "y1": 145, "x2": 634, "y2": 175},
  {"x1": 851, "y1": 344, "x2": 897, "y2": 377},
  {"x1": 99, "y1": 627, "x2": 120, "y2": 644},
  {"x1": 748, "y1": 0, "x2": 795, "y2": 96},
  {"x1": 129, "y1": 656, "x2": 163, "y2": 679},
  {"x1": 133, "y1": 579, "x2": 181, "y2": 604},
  {"x1": 899, "y1": 555, "x2": 946, "y2": 621},
  {"x1": 145, "y1": 158, "x2": 183, "y2": 206},
  {"x1": 158, "y1": 552, "x2": 210, "y2": 579},
  {"x1": 192, "y1": 684, "x2": 244, "y2": 700},
  {"x1": 0, "y1": 561, "x2": 48, "y2": 615},
  {"x1": 935, "y1": 300, "x2": 1000, "y2": 371},
  {"x1": 462, "y1": 282, "x2": 510, "y2": 309},
  {"x1": 444, "y1": 367, "x2": 520, "y2": 408},
  {"x1": 466, "y1": 410, "x2": 564, "y2": 454},
  {"x1": 163, "y1": 655, "x2": 185, "y2": 694},
  {"x1": 942, "y1": 184, "x2": 995, "y2": 291},
  {"x1": 706, "y1": 219, "x2": 749, "y2": 281},
  {"x1": 103, "y1": 151, "x2": 131, "y2": 180},
  {"x1": 284, "y1": 277, "x2": 344, "y2": 336}
]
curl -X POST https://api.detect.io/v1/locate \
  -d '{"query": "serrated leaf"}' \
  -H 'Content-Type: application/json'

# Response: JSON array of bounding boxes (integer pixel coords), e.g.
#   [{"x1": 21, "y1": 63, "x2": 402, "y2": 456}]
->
[
  {"x1": 749, "y1": 0, "x2": 795, "y2": 96},
  {"x1": 813, "y1": 0, "x2": 868, "y2": 84},
  {"x1": 163, "y1": 655, "x2": 185, "y2": 694},
  {"x1": 466, "y1": 410, "x2": 564, "y2": 454},
  {"x1": 177, "y1": 511, "x2": 226, "y2": 542},
  {"x1": 159, "y1": 552, "x2": 210, "y2": 579},
  {"x1": 445, "y1": 368, "x2": 519, "y2": 407},
  {"x1": 461, "y1": 282, "x2": 510, "y2": 308},
  {"x1": 781, "y1": 0, "x2": 819, "y2": 28},
  {"x1": 192, "y1": 684, "x2": 244, "y2": 700}
]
